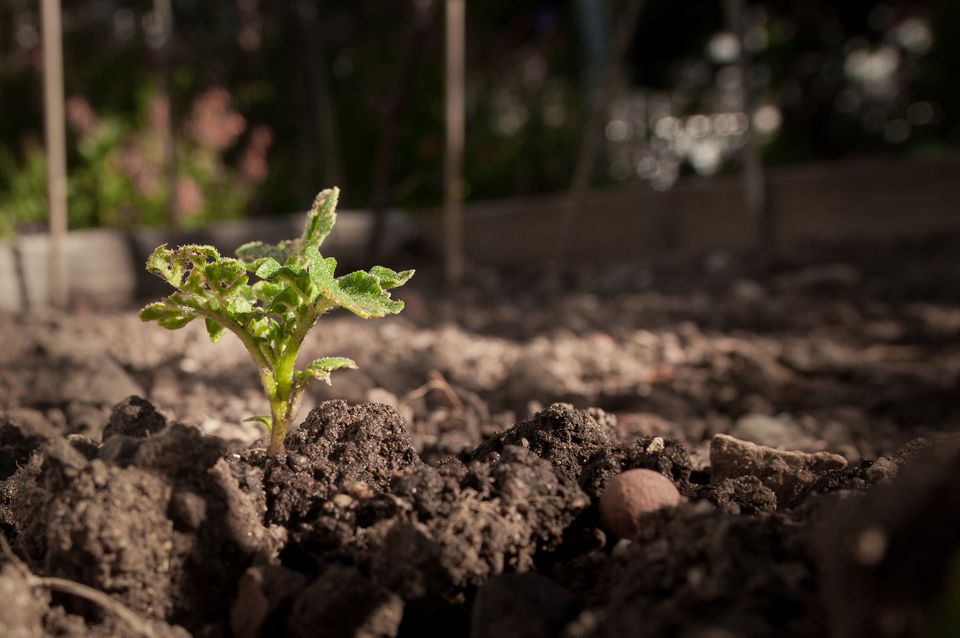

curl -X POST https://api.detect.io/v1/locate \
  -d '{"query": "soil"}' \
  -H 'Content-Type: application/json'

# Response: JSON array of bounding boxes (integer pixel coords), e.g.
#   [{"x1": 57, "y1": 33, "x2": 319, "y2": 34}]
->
[{"x1": 1, "y1": 233, "x2": 959, "y2": 637}]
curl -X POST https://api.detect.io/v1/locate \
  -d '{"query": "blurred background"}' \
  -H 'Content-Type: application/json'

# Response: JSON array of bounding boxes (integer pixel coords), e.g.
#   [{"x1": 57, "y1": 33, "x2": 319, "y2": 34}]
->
[{"x1": 0, "y1": 0, "x2": 959, "y2": 307}]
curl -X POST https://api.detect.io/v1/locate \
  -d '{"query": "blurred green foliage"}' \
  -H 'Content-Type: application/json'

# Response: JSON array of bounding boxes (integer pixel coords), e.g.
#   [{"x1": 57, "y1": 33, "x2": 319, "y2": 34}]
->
[{"x1": 0, "y1": 84, "x2": 268, "y2": 236}]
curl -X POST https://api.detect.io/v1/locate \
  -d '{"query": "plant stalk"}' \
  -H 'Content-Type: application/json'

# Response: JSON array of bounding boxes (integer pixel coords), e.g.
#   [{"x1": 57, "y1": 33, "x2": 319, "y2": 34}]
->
[
  {"x1": 267, "y1": 401, "x2": 289, "y2": 455},
  {"x1": 265, "y1": 356, "x2": 296, "y2": 455}
]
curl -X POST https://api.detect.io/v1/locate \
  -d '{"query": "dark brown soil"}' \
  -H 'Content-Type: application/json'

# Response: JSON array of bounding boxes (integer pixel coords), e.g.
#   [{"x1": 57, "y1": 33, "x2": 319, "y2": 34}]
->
[{"x1": 1, "y1": 233, "x2": 958, "y2": 636}]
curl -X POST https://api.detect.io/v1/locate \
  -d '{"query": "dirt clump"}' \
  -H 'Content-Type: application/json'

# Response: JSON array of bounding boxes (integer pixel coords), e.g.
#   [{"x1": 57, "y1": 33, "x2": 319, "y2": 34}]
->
[
  {"x1": 0, "y1": 564, "x2": 46, "y2": 638},
  {"x1": 0, "y1": 419, "x2": 43, "y2": 480},
  {"x1": 263, "y1": 400, "x2": 421, "y2": 530},
  {"x1": 814, "y1": 438, "x2": 960, "y2": 638},
  {"x1": 571, "y1": 502, "x2": 821, "y2": 638},
  {"x1": 287, "y1": 564, "x2": 403, "y2": 638},
  {"x1": 471, "y1": 571, "x2": 579, "y2": 638},
  {"x1": 373, "y1": 444, "x2": 589, "y2": 601},
  {"x1": 1, "y1": 417, "x2": 279, "y2": 634},
  {"x1": 470, "y1": 403, "x2": 617, "y2": 483},
  {"x1": 101, "y1": 395, "x2": 167, "y2": 441}
]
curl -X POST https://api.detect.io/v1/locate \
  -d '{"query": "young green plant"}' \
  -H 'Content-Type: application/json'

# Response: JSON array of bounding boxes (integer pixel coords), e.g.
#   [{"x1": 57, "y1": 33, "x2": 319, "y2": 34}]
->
[{"x1": 139, "y1": 187, "x2": 413, "y2": 455}]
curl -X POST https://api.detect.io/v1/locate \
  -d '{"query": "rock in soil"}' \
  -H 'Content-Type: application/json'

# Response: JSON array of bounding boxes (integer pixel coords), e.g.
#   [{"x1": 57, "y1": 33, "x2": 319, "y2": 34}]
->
[
  {"x1": 598, "y1": 469, "x2": 684, "y2": 539},
  {"x1": 710, "y1": 433, "x2": 847, "y2": 507},
  {"x1": 578, "y1": 435, "x2": 692, "y2": 500}
]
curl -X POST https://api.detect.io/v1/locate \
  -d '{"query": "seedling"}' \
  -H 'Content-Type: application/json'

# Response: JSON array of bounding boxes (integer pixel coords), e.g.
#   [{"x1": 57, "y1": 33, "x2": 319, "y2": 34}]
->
[{"x1": 139, "y1": 187, "x2": 413, "y2": 455}]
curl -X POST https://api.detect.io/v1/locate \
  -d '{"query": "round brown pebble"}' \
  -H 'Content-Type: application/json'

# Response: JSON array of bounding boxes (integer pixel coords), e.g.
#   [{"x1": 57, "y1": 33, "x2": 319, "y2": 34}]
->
[{"x1": 599, "y1": 468, "x2": 683, "y2": 539}]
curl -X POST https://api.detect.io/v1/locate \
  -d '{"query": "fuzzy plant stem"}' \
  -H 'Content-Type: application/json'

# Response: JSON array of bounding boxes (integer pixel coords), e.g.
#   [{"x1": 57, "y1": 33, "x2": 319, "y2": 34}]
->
[
  {"x1": 266, "y1": 361, "x2": 295, "y2": 456},
  {"x1": 263, "y1": 339, "x2": 307, "y2": 456}
]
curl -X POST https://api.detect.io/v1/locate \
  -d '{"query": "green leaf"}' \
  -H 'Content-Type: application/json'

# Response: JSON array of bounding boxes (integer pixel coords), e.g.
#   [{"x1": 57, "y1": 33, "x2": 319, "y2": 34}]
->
[
  {"x1": 248, "y1": 316, "x2": 281, "y2": 342},
  {"x1": 302, "y1": 187, "x2": 338, "y2": 249},
  {"x1": 243, "y1": 415, "x2": 273, "y2": 429},
  {"x1": 369, "y1": 266, "x2": 415, "y2": 289},
  {"x1": 255, "y1": 257, "x2": 282, "y2": 280},
  {"x1": 145, "y1": 245, "x2": 185, "y2": 288},
  {"x1": 265, "y1": 286, "x2": 302, "y2": 315},
  {"x1": 296, "y1": 357, "x2": 357, "y2": 385},
  {"x1": 205, "y1": 318, "x2": 226, "y2": 342},
  {"x1": 181, "y1": 244, "x2": 220, "y2": 263},
  {"x1": 305, "y1": 248, "x2": 339, "y2": 300},
  {"x1": 236, "y1": 241, "x2": 294, "y2": 270},
  {"x1": 227, "y1": 295, "x2": 254, "y2": 315},
  {"x1": 334, "y1": 270, "x2": 405, "y2": 318},
  {"x1": 139, "y1": 301, "x2": 198, "y2": 331},
  {"x1": 158, "y1": 313, "x2": 196, "y2": 330},
  {"x1": 139, "y1": 302, "x2": 169, "y2": 322}
]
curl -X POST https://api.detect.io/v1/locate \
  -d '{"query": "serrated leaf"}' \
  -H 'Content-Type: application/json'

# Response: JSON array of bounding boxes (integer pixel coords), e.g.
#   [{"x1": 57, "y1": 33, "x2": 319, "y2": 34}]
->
[
  {"x1": 205, "y1": 318, "x2": 226, "y2": 342},
  {"x1": 302, "y1": 187, "x2": 338, "y2": 249},
  {"x1": 296, "y1": 356, "x2": 357, "y2": 385},
  {"x1": 305, "y1": 248, "x2": 338, "y2": 300},
  {"x1": 334, "y1": 270, "x2": 405, "y2": 318},
  {"x1": 369, "y1": 266, "x2": 415, "y2": 289},
  {"x1": 146, "y1": 245, "x2": 185, "y2": 288}
]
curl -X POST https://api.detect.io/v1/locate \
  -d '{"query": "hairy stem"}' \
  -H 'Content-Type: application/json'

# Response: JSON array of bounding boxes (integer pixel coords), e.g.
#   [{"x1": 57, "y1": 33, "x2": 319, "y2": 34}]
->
[
  {"x1": 267, "y1": 401, "x2": 289, "y2": 456},
  {"x1": 265, "y1": 354, "x2": 296, "y2": 455}
]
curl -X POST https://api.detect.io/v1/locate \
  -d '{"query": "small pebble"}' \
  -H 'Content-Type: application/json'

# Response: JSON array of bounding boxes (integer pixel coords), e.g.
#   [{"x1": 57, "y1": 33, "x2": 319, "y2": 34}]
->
[
  {"x1": 332, "y1": 493, "x2": 354, "y2": 509},
  {"x1": 599, "y1": 468, "x2": 683, "y2": 539}
]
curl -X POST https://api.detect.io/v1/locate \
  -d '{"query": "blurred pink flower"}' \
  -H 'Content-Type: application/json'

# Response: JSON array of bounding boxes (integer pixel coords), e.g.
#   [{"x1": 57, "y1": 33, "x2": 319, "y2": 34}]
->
[
  {"x1": 240, "y1": 125, "x2": 273, "y2": 182},
  {"x1": 186, "y1": 87, "x2": 246, "y2": 151},
  {"x1": 149, "y1": 94, "x2": 171, "y2": 130},
  {"x1": 65, "y1": 96, "x2": 99, "y2": 136},
  {"x1": 175, "y1": 176, "x2": 204, "y2": 218},
  {"x1": 117, "y1": 140, "x2": 161, "y2": 196}
]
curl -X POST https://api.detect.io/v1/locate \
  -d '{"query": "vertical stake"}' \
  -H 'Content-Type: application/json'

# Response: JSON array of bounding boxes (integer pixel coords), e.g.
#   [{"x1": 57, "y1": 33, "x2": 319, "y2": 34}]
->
[
  {"x1": 443, "y1": 0, "x2": 465, "y2": 285},
  {"x1": 41, "y1": 0, "x2": 69, "y2": 308}
]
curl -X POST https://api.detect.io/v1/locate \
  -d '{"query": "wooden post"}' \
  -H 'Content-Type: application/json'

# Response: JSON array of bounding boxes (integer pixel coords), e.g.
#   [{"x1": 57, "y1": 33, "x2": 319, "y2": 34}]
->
[
  {"x1": 724, "y1": 0, "x2": 770, "y2": 248},
  {"x1": 40, "y1": 0, "x2": 69, "y2": 308},
  {"x1": 443, "y1": 0, "x2": 465, "y2": 285}
]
